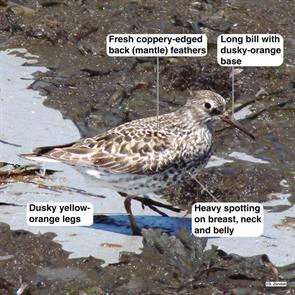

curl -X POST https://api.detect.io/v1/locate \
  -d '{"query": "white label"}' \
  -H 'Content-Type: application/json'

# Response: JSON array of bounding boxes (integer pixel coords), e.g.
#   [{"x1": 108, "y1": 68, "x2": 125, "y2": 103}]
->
[
  {"x1": 265, "y1": 281, "x2": 287, "y2": 288},
  {"x1": 217, "y1": 34, "x2": 284, "y2": 66},
  {"x1": 192, "y1": 202, "x2": 263, "y2": 237},
  {"x1": 26, "y1": 202, "x2": 93, "y2": 226},
  {"x1": 106, "y1": 34, "x2": 207, "y2": 57}
]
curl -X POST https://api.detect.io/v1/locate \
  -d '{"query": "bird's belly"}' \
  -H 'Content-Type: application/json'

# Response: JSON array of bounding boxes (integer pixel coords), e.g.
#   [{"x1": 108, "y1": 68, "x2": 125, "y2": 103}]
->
[
  {"x1": 76, "y1": 149, "x2": 212, "y2": 195},
  {"x1": 77, "y1": 167, "x2": 167, "y2": 195}
]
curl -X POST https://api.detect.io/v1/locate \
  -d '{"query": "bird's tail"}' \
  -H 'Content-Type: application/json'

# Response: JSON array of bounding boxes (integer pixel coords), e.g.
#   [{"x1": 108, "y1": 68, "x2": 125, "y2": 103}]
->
[
  {"x1": 18, "y1": 141, "x2": 76, "y2": 162},
  {"x1": 18, "y1": 152, "x2": 59, "y2": 163}
]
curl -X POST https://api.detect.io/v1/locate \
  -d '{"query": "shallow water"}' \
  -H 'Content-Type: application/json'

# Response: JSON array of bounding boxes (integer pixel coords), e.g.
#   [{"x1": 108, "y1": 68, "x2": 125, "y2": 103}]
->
[
  {"x1": 228, "y1": 151, "x2": 269, "y2": 164},
  {"x1": 207, "y1": 193, "x2": 295, "y2": 266}
]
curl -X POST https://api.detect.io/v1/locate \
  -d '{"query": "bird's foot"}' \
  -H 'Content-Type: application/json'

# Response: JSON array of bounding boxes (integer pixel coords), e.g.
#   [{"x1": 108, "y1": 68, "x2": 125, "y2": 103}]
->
[
  {"x1": 131, "y1": 226, "x2": 142, "y2": 236},
  {"x1": 134, "y1": 196, "x2": 182, "y2": 213}
]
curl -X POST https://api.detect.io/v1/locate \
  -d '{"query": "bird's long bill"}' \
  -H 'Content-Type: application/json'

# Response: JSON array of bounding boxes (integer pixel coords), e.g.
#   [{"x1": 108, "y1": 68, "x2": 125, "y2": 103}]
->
[{"x1": 221, "y1": 114, "x2": 255, "y2": 140}]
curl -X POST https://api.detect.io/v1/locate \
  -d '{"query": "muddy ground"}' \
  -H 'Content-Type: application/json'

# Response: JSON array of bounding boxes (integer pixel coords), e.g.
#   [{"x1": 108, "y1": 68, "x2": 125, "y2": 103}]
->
[
  {"x1": 1, "y1": 223, "x2": 294, "y2": 295},
  {"x1": 0, "y1": 0, "x2": 295, "y2": 294}
]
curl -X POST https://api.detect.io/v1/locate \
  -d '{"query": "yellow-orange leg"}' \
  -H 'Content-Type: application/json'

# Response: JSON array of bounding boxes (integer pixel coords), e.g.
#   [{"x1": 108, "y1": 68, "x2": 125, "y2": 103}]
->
[
  {"x1": 124, "y1": 197, "x2": 141, "y2": 235},
  {"x1": 119, "y1": 192, "x2": 141, "y2": 235}
]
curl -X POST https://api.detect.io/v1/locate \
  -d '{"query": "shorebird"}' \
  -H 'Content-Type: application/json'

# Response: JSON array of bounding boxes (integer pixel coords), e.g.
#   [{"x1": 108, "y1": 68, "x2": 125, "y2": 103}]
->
[{"x1": 21, "y1": 90, "x2": 254, "y2": 235}]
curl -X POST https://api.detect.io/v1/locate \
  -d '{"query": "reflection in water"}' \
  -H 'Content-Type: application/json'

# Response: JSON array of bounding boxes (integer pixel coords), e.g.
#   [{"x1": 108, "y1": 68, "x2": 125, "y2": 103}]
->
[
  {"x1": 228, "y1": 152, "x2": 269, "y2": 164},
  {"x1": 92, "y1": 214, "x2": 191, "y2": 235}
]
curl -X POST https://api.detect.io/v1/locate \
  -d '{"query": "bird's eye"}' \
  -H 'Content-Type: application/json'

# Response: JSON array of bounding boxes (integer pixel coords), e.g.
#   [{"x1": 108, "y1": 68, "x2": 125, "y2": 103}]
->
[{"x1": 204, "y1": 102, "x2": 211, "y2": 109}]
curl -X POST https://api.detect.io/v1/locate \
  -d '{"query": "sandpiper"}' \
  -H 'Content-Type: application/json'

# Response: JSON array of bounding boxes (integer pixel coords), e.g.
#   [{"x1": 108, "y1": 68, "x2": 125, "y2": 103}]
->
[{"x1": 21, "y1": 90, "x2": 254, "y2": 235}]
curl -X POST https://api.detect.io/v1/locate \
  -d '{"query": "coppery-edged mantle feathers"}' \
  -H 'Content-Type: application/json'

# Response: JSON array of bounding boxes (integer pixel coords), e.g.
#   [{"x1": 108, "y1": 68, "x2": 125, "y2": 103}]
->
[
  {"x1": 30, "y1": 119, "x2": 183, "y2": 175},
  {"x1": 22, "y1": 90, "x2": 229, "y2": 179}
]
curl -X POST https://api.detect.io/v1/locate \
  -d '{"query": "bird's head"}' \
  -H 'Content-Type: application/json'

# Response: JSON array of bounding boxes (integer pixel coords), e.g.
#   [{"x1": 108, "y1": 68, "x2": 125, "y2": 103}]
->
[
  {"x1": 185, "y1": 90, "x2": 226, "y2": 121},
  {"x1": 185, "y1": 90, "x2": 255, "y2": 139}
]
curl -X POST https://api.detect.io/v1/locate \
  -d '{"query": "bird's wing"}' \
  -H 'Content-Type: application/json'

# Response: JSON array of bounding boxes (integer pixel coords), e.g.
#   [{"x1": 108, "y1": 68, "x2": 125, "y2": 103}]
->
[{"x1": 29, "y1": 128, "x2": 179, "y2": 175}]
